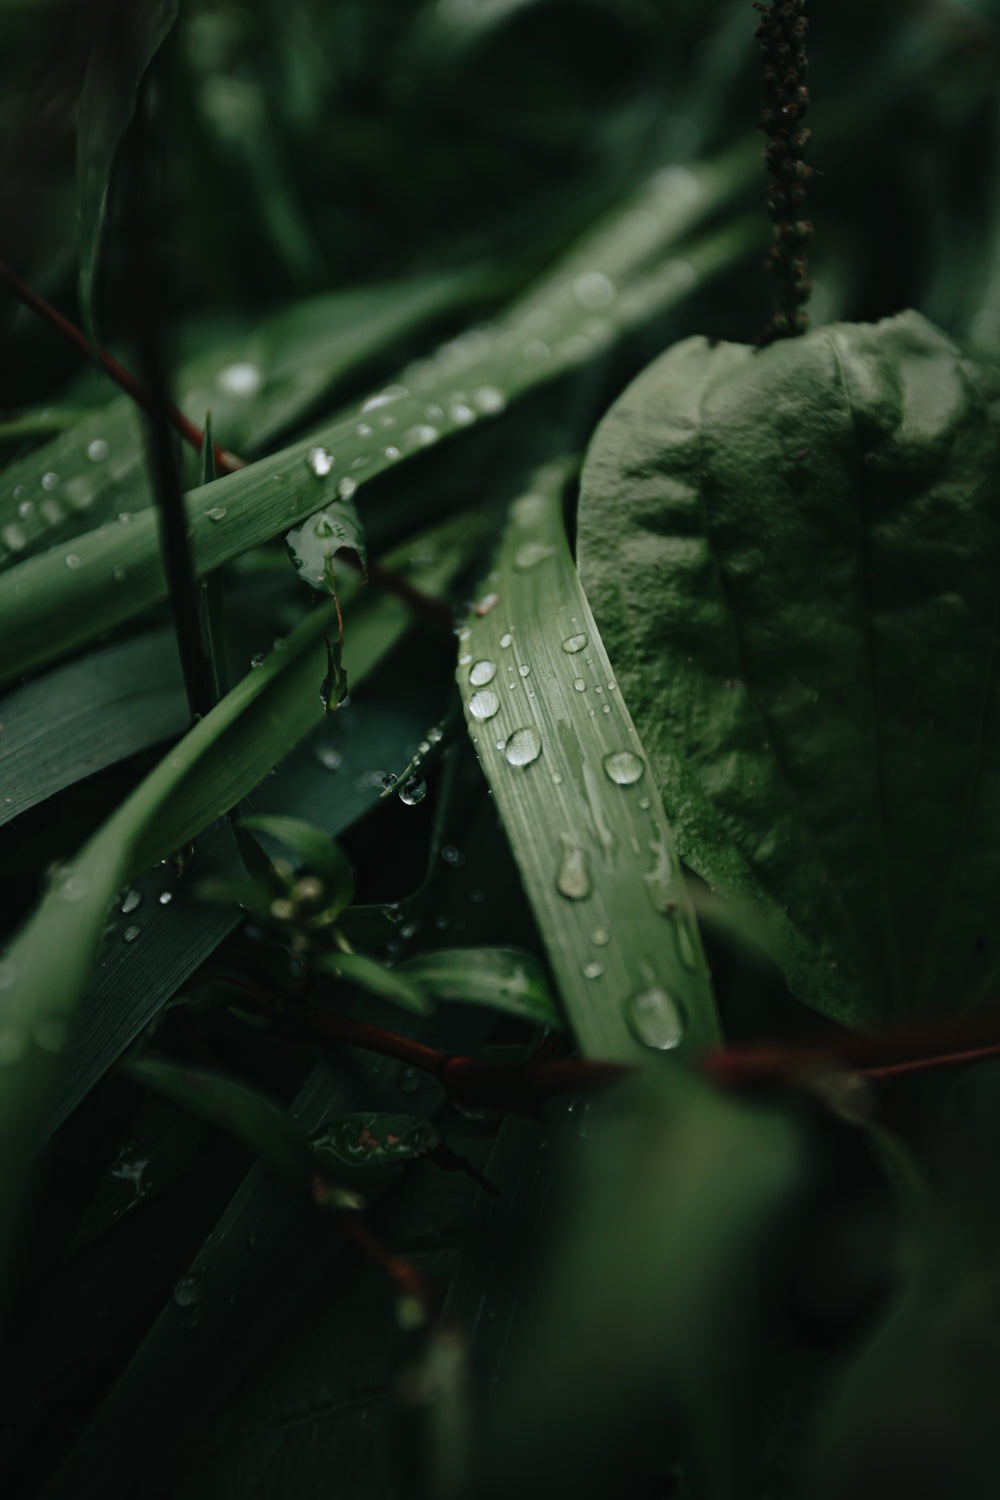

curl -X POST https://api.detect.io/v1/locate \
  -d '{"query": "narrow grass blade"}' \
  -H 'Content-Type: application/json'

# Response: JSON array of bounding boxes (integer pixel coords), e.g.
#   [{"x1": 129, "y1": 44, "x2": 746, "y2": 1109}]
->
[
  {"x1": 0, "y1": 194, "x2": 758, "y2": 686},
  {"x1": 314, "y1": 952, "x2": 431, "y2": 1016},
  {"x1": 397, "y1": 947, "x2": 562, "y2": 1028},
  {"x1": 76, "y1": 0, "x2": 179, "y2": 347},
  {"x1": 0, "y1": 515, "x2": 483, "y2": 1296},
  {"x1": 454, "y1": 459, "x2": 721, "y2": 1064}
]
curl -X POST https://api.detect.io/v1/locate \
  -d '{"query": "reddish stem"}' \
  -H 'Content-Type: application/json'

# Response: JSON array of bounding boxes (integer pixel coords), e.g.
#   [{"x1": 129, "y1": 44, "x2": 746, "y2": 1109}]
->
[{"x1": 860, "y1": 1040, "x2": 1000, "y2": 1082}]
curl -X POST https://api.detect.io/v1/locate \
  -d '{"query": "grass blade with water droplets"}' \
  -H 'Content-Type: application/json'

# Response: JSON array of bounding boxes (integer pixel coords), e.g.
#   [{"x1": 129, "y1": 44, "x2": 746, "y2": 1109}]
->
[{"x1": 454, "y1": 458, "x2": 721, "y2": 1064}]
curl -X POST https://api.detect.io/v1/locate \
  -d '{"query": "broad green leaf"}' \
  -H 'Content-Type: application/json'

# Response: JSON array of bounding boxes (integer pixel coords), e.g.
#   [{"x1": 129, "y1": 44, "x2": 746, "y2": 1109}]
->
[
  {"x1": 240, "y1": 815, "x2": 355, "y2": 916},
  {"x1": 0, "y1": 627, "x2": 184, "y2": 827},
  {"x1": 309, "y1": 1111, "x2": 440, "y2": 1187},
  {"x1": 124, "y1": 1055, "x2": 357, "y2": 1206},
  {"x1": 469, "y1": 1063, "x2": 805, "y2": 1500},
  {"x1": 76, "y1": 0, "x2": 180, "y2": 346},
  {"x1": 455, "y1": 458, "x2": 720, "y2": 1064},
  {"x1": 578, "y1": 310, "x2": 1000, "y2": 1029},
  {"x1": 0, "y1": 516, "x2": 480, "y2": 1296},
  {"x1": 285, "y1": 494, "x2": 366, "y2": 590},
  {"x1": 0, "y1": 161, "x2": 757, "y2": 687},
  {"x1": 397, "y1": 947, "x2": 563, "y2": 1028},
  {"x1": 314, "y1": 951, "x2": 431, "y2": 1016}
]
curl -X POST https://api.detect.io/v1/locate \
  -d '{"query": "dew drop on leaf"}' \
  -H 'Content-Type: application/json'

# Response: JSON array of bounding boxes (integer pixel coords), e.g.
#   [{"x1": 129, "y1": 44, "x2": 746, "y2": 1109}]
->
[
  {"x1": 206, "y1": 505, "x2": 227, "y2": 521},
  {"x1": 562, "y1": 633, "x2": 587, "y2": 653},
  {"x1": 87, "y1": 439, "x2": 108, "y2": 462},
  {"x1": 514, "y1": 541, "x2": 555, "y2": 571},
  {"x1": 603, "y1": 750, "x2": 645, "y2": 785},
  {"x1": 307, "y1": 446, "x2": 334, "y2": 477},
  {"x1": 338, "y1": 476, "x2": 357, "y2": 499},
  {"x1": 469, "y1": 689, "x2": 500, "y2": 720},
  {"x1": 65, "y1": 554, "x2": 81, "y2": 569},
  {"x1": 41, "y1": 472, "x2": 58, "y2": 490},
  {"x1": 469, "y1": 659, "x2": 497, "y2": 686},
  {"x1": 123, "y1": 926, "x2": 140, "y2": 943},
  {"x1": 398, "y1": 775, "x2": 427, "y2": 807},
  {"x1": 120, "y1": 889, "x2": 142, "y2": 915},
  {"x1": 624, "y1": 988, "x2": 685, "y2": 1050},
  {"x1": 504, "y1": 726, "x2": 542, "y2": 766},
  {"x1": 557, "y1": 843, "x2": 591, "y2": 901},
  {"x1": 582, "y1": 960, "x2": 604, "y2": 979}
]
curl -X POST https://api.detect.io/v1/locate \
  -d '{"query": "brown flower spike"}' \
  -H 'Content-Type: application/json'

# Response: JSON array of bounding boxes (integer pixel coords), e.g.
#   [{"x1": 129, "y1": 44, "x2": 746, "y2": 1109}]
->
[{"x1": 753, "y1": 0, "x2": 813, "y2": 343}]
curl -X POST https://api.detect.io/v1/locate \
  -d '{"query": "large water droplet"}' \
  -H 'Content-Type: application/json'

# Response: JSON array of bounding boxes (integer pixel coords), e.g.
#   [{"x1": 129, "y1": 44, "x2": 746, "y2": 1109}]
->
[
  {"x1": 469, "y1": 689, "x2": 500, "y2": 720},
  {"x1": 405, "y1": 424, "x2": 439, "y2": 448},
  {"x1": 557, "y1": 843, "x2": 591, "y2": 901},
  {"x1": 250, "y1": 653, "x2": 265, "y2": 669},
  {"x1": 206, "y1": 505, "x2": 227, "y2": 521},
  {"x1": 449, "y1": 401, "x2": 475, "y2": 426},
  {"x1": 158, "y1": 890, "x2": 174, "y2": 905},
  {"x1": 41, "y1": 472, "x2": 58, "y2": 490},
  {"x1": 65, "y1": 553, "x2": 81, "y2": 569},
  {"x1": 625, "y1": 988, "x2": 685, "y2": 1050},
  {"x1": 398, "y1": 775, "x2": 427, "y2": 807},
  {"x1": 361, "y1": 385, "x2": 408, "y2": 412},
  {"x1": 473, "y1": 386, "x2": 506, "y2": 414},
  {"x1": 499, "y1": 632, "x2": 513, "y2": 649},
  {"x1": 582, "y1": 960, "x2": 604, "y2": 979},
  {"x1": 573, "y1": 678, "x2": 586, "y2": 692},
  {"x1": 504, "y1": 726, "x2": 542, "y2": 766},
  {"x1": 120, "y1": 889, "x2": 142, "y2": 915},
  {"x1": 123, "y1": 926, "x2": 141, "y2": 943},
  {"x1": 338, "y1": 476, "x2": 357, "y2": 499},
  {"x1": 562, "y1": 633, "x2": 587, "y2": 653},
  {"x1": 573, "y1": 271, "x2": 616, "y2": 309},
  {"x1": 383, "y1": 445, "x2": 400, "y2": 461},
  {"x1": 469, "y1": 659, "x2": 496, "y2": 687},
  {"x1": 603, "y1": 750, "x2": 645, "y2": 786},
  {"x1": 217, "y1": 361, "x2": 262, "y2": 397},
  {"x1": 2, "y1": 523, "x2": 26, "y2": 552},
  {"x1": 307, "y1": 446, "x2": 334, "y2": 477},
  {"x1": 87, "y1": 438, "x2": 109, "y2": 462},
  {"x1": 59, "y1": 873, "x2": 88, "y2": 902},
  {"x1": 518, "y1": 663, "x2": 530, "y2": 678},
  {"x1": 314, "y1": 744, "x2": 343, "y2": 771},
  {"x1": 17, "y1": 498, "x2": 33, "y2": 518},
  {"x1": 514, "y1": 542, "x2": 555, "y2": 571}
]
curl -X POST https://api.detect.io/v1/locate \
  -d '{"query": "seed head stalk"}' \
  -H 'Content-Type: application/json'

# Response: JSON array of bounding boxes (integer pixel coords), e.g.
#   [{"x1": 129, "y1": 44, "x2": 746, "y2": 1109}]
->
[{"x1": 754, "y1": 0, "x2": 813, "y2": 344}]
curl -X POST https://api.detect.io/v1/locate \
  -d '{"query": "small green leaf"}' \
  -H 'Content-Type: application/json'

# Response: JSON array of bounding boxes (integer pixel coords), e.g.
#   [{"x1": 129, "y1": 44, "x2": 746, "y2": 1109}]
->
[
  {"x1": 579, "y1": 310, "x2": 1000, "y2": 1029},
  {"x1": 123, "y1": 1055, "x2": 360, "y2": 1204},
  {"x1": 309, "y1": 1111, "x2": 441, "y2": 1186},
  {"x1": 397, "y1": 947, "x2": 563, "y2": 1028},
  {"x1": 286, "y1": 496, "x2": 367, "y2": 591},
  {"x1": 240, "y1": 815, "x2": 355, "y2": 917},
  {"x1": 314, "y1": 950, "x2": 431, "y2": 1016},
  {"x1": 76, "y1": 0, "x2": 180, "y2": 347}
]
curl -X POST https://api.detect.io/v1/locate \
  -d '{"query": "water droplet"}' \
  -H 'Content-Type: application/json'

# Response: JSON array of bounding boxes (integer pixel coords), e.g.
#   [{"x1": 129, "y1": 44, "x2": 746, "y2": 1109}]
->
[
  {"x1": 17, "y1": 499, "x2": 33, "y2": 518},
  {"x1": 458, "y1": 652, "x2": 472, "y2": 667},
  {"x1": 0, "y1": 959, "x2": 18, "y2": 990},
  {"x1": 338, "y1": 476, "x2": 357, "y2": 499},
  {"x1": 381, "y1": 772, "x2": 398, "y2": 791},
  {"x1": 250, "y1": 653, "x2": 265, "y2": 669},
  {"x1": 120, "y1": 889, "x2": 142, "y2": 915},
  {"x1": 405, "y1": 424, "x2": 439, "y2": 447},
  {"x1": 625, "y1": 988, "x2": 685, "y2": 1050},
  {"x1": 504, "y1": 726, "x2": 542, "y2": 766},
  {"x1": 173, "y1": 1274, "x2": 203, "y2": 1309},
  {"x1": 314, "y1": 744, "x2": 343, "y2": 771},
  {"x1": 87, "y1": 438, "x2": 109, "y2": 462},
  {"x1": 383, "y1": 445, "x2": 400, "y2": 461},
  {"x1": 591, "y1": 927, "x2": 610, "y2": 946},
  {"x1": 33, "y1": 1016, "x2": 67, "y2": 1053},
  {"x1": 499, "y1": 632, "x2": 513, "y2": 648},
  {"x1": 673, "y1": 916, "x2": 699, "y2": 971},
  {"x1": 603, "y1": 750, "x2": 645, "y2": 786},
  {"x1": 514, "y1": 542, "x2": 554, "y2": 571},
  {"x1": 398, "y1": 1067, "x2": 420, "y2": 1094},
  {"x1": 361, "y1": 385, "x2": 408, "y2": 412},
  {"x1": 469, "y1": 688, "x2": 500, "y2": 720},
  {"x1": 217, "y1": 361, "x2": 262, "y2": 397},
  {"x1": 469, "y1": 659, "x2": 497, "y2": 687},
  {"x1": 65, "y1": 553, "x2": 81, "y2": 569},
  {"x1": 473, "y1": 386, "x2": 506, "y2": 414},
  {"x1": 441, "y1": 846, "x2": 464, "y2": 866},
  {"x1": 573, "y1": 678, "x2": 586, "y2": 692},
  {"x1": 518, "y1": 663, "x2": 530, "y2": 678},
  {"x1": 1, "y1": 523, "x2": 26, "y2": 552},
  {"x1": 123, "y1": 926, "x2": 140, "y2": 943},
  {"x1": 427, "y1": 727, "x2": 443, "y2": 744},
  {"x1": 476, "y1": 592, "x2": 500, "y2": 615},
  {"x1": 206, "y1": 505, "x2": 227, "y2": 521},
  {"x1": 398, "y1": 775, "x2": 427, "y2": 807},
  {"x1": 307, "y1": 446, "x2": 334, "y2": 477},
  {"x1": 59, "y1": 874, "x2": 87, "y2": 902},
  {"x1": 638, "y1": 796, "x2": 650, "y2": 810},
  {"x1": 573, "y1": 271, "x2": 616, "y2": 309},
  {"x1": 562, "y1": 633, "x2": 588, "y2": 654},
  {"x1": 356, "y1": 422, "x2": 373, "y2": 437},
  {"x1": 557, "y1": 843, "x2": 591, "y2": 901},
  {"x1": 41, "y1": 472, "x2": 58, "y2": 491},
  {"x1": 582, "y1": 960, "x2": 604, "y2": 979},
  {"x1": 449, "y1": 402, "x2": 475, "y2": 426},
  {"x1": 158, "y1": 890, "x2": 174, "y2": 905}
]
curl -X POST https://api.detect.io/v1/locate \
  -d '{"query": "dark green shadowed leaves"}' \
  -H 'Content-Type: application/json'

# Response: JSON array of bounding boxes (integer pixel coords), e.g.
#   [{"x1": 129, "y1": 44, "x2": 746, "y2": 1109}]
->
[{"x1": 578, "y1": 310, "x2": 1000, "y2": 1029}]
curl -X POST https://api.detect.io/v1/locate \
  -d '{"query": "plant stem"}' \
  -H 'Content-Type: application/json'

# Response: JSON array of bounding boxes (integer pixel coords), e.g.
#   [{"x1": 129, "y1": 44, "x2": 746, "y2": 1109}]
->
[{"x1": 753, "y1": 0, "x2": 813, "y2": 343}]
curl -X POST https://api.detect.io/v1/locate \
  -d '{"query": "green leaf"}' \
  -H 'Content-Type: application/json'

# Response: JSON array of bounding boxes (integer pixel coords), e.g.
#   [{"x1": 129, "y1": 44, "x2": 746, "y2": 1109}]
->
[
  {"x1": 0, "y1": 160, "x2": 757, "y2": 687},
  {"x1": 76, "y1": 0, "x2": 179, "y2": 347},
  {"x1": 240, "y1": 815, "x2": 355, "y2": 917},
  {"x1": 470, "y1": 1063, "x2": 806, "y2": 1500},
  {"x1": 124, "y1": 1055, "x2": 357, "y2": 1206},
  {"x1": 285, "y1": 494, "x2": 367, "y2": 591},
  {"x1": 309, "y1": 1111, "x2": 441, "y2": 1187},
  {"x1": 313, "y1": 951, "x2": 431, "y2": 1016},
  {"x1": 455, "y1": 458, "x2": 720, "y2": 1064},
  {"x1": 397, "y1": 947, "x2": 563, "y2": 1028},
  {"x1": 578, "y1": 310, "x2": 1000, "y2": 1029}
]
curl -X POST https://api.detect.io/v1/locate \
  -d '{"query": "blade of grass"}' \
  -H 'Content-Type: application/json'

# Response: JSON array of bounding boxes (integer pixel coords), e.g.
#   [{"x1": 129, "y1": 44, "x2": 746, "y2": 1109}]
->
[
  {"x1": 0, "y1": 192, "x2": 759, "y2": 687},
  {"x1": 0, "y1": 510, "x2": 486, "y2": 1300},
  {"x1": 454, "y1": 458, "x2": 721, "y2": 1064}
]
